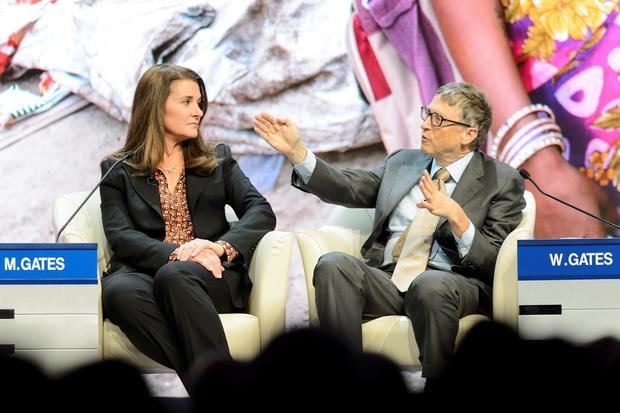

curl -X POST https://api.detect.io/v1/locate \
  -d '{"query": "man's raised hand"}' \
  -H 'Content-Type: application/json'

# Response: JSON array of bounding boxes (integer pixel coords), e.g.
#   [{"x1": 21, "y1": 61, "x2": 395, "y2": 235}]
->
[{"x1": 254, "y1": 112, "x2": 307, "y2": 164}]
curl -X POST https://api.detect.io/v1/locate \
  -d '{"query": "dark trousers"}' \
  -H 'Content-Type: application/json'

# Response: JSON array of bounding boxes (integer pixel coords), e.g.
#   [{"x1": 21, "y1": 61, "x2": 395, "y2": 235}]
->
[
  {"x1": 102, "y1": 261, "x2": 235, "y2": 376},
  {"x1": 313, "y1": 251, "x2": 491, "y2": 378}
]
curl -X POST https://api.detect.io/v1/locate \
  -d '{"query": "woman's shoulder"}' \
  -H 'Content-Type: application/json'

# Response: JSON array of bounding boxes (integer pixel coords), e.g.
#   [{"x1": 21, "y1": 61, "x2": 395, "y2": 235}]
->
[
  {"x1": 100, "y1": 155, "x2": 131, "y2": 177},
  {"x1": 100, "y1": 156, "x2": 116, "y2": 171},
  {"x1": 214, "y1": 143, "x2": 232, "y2": 159}
]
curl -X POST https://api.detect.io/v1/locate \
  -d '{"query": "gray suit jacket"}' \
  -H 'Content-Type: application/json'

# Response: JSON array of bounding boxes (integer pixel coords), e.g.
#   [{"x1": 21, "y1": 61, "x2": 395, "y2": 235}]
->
[{"x1": 293, "y1": 149, "x2": 525, "y2": 287}]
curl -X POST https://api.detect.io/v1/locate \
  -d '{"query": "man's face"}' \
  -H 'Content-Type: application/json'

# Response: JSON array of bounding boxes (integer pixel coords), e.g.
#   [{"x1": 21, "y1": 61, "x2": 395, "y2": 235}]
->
[{"x1": 420, "y1": 96, "x2": 474, "y2": 165}]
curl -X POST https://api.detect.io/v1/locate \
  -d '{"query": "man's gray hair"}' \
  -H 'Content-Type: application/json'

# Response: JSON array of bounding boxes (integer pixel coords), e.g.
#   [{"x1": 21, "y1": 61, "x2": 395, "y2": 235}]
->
[{"x1": 436, "y1": 82, "x2": 492, "y2": 150}]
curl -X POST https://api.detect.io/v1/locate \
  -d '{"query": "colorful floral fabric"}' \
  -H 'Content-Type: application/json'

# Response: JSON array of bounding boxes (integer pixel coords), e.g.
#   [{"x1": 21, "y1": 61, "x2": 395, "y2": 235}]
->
[{"x1": 504, "y1": 0, "x2": 620, "y2": 204}]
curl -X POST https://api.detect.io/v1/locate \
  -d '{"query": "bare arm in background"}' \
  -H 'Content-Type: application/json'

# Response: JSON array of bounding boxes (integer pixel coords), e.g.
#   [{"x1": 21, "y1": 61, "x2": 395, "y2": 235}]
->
[{"x1": 432, "y1": 0, "x2": 614, "y2": 238}]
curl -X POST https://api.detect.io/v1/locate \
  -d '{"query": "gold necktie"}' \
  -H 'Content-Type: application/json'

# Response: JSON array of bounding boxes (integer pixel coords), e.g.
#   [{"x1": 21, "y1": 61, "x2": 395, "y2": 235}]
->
[{"x1": 391, "y1": 168, "x2": 451, "y2": 292}]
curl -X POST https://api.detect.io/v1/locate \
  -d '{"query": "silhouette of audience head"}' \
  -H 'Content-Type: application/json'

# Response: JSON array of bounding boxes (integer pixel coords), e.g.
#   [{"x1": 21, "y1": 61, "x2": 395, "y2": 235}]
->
[
  {"x1": 431, "y1": 321, "x2": 620, "y2": 408},
  {"x1": 0, "y1": 354, "x2": 52, "y2": 411},
  {"x1": 55, "y1": 359, "x2": 163, "y2": 413},
  {"x1": 188, "y1": 327, "x2": 411, "y2": 409},
  {"x1": 0, "y1": 356, "x2": 165, "y2": 413}
]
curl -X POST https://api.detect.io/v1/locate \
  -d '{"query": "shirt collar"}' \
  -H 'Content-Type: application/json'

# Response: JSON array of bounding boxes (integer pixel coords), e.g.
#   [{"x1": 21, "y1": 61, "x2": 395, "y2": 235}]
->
[{"x1": 430, "y1": 151, "x2": 474, "y2": 184}]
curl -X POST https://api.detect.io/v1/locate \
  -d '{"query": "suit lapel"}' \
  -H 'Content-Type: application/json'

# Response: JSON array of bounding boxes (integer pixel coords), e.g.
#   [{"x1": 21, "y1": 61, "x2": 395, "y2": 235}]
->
[
  {"x1": 378, "y1": 158, "x2": 430, "y2": 224},
  {"x1": 186, "y1": 171, "x2": 212, "y2": 214},
  {"x1": 126, "y1": 166, "x2": 162, "y2": 217},
  {"x1": 451, "y1": 151, "x2": 485, "y2": 206},
  {"x1": 438, "y1": 151, "x2": 485, "y2": 228}
]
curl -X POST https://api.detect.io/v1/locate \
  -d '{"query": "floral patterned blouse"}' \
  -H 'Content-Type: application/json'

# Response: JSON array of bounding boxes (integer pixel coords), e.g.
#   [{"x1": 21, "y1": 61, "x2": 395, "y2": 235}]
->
[
  {"x1": 503, "y1": 0, "x2": 620, "y2": 209},
  {"x1": 155, "y1": 169, "x2": 196, "y2": 245}
]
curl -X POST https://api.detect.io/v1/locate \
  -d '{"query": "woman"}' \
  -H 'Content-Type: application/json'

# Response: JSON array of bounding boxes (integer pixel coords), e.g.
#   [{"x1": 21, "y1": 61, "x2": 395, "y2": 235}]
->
[{"x1": 100, "y1": 64, "x2": 276, "y2": 377}]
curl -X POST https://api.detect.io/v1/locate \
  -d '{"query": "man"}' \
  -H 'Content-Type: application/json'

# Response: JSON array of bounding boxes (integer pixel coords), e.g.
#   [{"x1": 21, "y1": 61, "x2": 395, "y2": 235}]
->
[{"x1": 254, "y1": 82, "x2": 525, "y2": 379}]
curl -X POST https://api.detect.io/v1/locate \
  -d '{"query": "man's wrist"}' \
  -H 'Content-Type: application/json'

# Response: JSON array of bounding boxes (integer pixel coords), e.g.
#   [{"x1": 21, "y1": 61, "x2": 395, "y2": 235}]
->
[
  {"x1": 287, "y1": 144, "x2": 308, "y2": 165},
  {"x1": 448, "y1": 207, "x2": 470, "y2": 238}
]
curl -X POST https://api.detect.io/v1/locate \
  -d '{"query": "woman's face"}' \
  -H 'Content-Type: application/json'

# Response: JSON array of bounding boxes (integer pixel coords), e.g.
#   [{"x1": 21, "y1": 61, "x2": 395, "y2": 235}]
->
[{"x1": 163, "y1": 79, "x2": 204, "y2": 144}]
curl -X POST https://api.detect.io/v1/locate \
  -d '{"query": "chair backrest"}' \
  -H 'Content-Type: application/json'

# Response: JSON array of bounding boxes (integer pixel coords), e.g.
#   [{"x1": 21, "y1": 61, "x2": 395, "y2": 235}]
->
[
  {"x1": 325, "y1": 207, "x2": 375, "y2": 237},
  {"x1": 52, "y1": 191, "x2": 111, "y2": 275},
  {"x1": 52, "y1": 190, "x2": 239, "y2": 276}
]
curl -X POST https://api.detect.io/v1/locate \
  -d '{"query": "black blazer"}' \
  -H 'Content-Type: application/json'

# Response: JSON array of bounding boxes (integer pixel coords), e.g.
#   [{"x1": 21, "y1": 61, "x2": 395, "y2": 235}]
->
[{"x1": 100, "y1": 143, "x2": 276, "y2": 308}]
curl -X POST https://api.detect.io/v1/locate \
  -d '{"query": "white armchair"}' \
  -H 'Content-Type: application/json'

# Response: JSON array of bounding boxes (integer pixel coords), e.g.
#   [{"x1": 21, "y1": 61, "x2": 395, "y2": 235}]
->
[
  {"x1": 52, "y1": 190, "x2": 293, "y2": 369},
  {"x1": 297, "y1": 191, "x2": 536, "y2": 367}
]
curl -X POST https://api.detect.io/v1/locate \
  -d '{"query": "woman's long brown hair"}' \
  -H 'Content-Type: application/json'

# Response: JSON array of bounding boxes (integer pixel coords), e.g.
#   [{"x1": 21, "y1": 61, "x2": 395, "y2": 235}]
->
[{"x1": 110, "y1": 64, "x2": 218, "y2": 175}]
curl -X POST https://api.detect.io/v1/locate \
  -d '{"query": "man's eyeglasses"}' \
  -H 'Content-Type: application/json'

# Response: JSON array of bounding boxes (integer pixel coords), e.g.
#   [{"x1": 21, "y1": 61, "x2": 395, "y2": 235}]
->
[{"x1": 421, "y1": 106, "x2": 472, "y2": 128}]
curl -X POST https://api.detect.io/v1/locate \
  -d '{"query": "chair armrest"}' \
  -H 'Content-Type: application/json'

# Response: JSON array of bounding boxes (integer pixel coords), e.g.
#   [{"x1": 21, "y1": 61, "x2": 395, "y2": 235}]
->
[
  {"x1": 492, "y1": 191, "x2": 536, "y2": 330},
  {"x1": 492, "y1": 226, "x2": 532, "y2": 330},
  {"x1": 246, "y1": 231, "x2": 294, "y2": 348},
  {"x1": 296, "y1": 227, "x2": 363, "y2": 325}
]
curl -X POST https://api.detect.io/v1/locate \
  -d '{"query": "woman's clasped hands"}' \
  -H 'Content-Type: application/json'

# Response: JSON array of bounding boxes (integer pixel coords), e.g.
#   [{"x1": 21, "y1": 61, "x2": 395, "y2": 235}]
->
[{"x1": 173, "y1": 239, "x2": 225, "y2": 278}]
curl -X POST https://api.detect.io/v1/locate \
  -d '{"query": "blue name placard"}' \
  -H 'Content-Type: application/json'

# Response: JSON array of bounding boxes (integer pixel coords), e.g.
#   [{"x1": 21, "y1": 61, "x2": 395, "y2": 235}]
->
[
  {"x1": 518, "y1": 238, "x2": 620, "y2": 280},
  {"x1": 0, "y1": 243, "x2": 97, "y2": 284}
]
